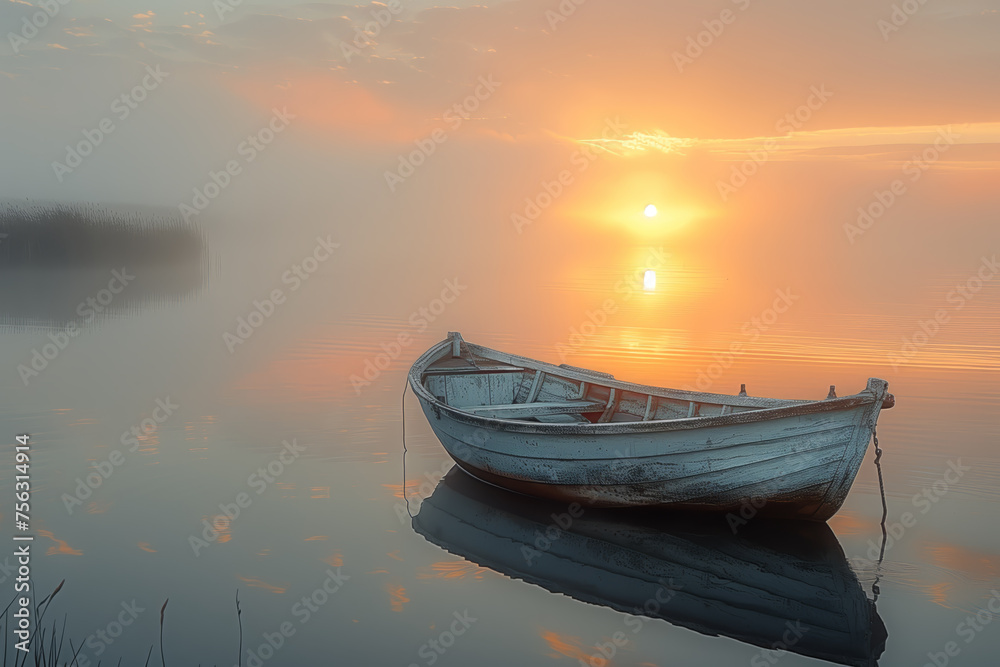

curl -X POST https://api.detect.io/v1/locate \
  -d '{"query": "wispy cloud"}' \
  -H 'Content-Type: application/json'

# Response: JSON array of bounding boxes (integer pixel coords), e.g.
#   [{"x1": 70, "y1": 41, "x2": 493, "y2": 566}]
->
[{"x1": 577, "y1": 122, "x2": 1000, "y2": 161}]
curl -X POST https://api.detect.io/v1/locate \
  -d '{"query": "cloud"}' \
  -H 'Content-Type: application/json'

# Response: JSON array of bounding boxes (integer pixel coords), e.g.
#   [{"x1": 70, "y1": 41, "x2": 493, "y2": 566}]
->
[
  {"x1": 4, "y1": 0, "x2": 995, "y2": 144},
  {"x1": 1, "y1": 0, "x2": 998, "y2": 209},
  {"x1": 579, "y1": 122, "x2": 1000, "y2": 163}
]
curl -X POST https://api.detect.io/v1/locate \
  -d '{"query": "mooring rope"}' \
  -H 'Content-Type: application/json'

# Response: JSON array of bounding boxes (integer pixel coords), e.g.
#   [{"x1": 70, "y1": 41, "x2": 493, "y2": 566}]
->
[
  {"x1": 873, "y1": 426, "x2": 887, "y2": 556},
  {"x1": 871, "y1": 425, "x2": 887, "y2": 601},
  {"x1": 401, "y1": 378, "x2": 414, "y2": 518}
]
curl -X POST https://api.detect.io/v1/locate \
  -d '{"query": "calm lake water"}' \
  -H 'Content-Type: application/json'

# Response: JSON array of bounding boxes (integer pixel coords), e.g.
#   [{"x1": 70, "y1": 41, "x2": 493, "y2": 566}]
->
[{"x1": 1, "y1": 214, "x2": 998, "y2": 667}]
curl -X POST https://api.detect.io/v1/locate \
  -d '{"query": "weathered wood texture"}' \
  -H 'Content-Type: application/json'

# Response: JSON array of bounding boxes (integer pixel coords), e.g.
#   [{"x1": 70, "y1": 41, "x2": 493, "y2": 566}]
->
[{"x1": 409, "y1": 333, "x2": 893, "y2": 521}]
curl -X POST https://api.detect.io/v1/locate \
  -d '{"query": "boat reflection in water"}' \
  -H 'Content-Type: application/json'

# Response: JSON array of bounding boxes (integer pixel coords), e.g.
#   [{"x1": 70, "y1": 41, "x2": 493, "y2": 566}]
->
[{"x1": 413, "y1": 469, "x2": 888, "y2": 666}]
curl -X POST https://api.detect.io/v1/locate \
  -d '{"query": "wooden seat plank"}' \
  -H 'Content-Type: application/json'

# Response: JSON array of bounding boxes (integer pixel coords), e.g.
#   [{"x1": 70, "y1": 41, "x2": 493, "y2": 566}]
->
[{"x1": 463, "y1": 400, "x2": 606, "y2": 420}]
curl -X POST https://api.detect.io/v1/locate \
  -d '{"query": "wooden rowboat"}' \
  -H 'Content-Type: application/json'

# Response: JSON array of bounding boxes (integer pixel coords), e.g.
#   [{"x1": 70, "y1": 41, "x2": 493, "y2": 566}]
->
[
  {"x1": 413, "y1": 469, "x2": 888, "y2": 667},
  {"x1": 408, "y1": 332, "x2": 894, "y2": 521}
]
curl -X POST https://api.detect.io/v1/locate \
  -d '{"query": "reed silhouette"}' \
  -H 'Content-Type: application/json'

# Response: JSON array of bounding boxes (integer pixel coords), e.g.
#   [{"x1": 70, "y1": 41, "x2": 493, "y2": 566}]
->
[
  {"x1": 0, "y1": 205, "x2": 204, "y2": 269},
  {"x1": 0, "y1": 204, "x2": 209, "y2": 327},
  {"x1": 1, "y1": 582, "x2": 240, "y2": 666}
]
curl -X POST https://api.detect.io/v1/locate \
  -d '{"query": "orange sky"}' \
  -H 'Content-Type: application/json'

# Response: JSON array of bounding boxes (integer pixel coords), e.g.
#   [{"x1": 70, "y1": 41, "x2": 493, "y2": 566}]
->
[{"x1": 2, "y1": 0, "x2": 997, "y2": 397}]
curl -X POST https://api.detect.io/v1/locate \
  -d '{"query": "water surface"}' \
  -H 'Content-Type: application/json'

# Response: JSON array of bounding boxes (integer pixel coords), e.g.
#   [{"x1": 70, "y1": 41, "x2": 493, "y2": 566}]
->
[{"x1": 1, "y1": 220, "x2": 998, "y2": 667}]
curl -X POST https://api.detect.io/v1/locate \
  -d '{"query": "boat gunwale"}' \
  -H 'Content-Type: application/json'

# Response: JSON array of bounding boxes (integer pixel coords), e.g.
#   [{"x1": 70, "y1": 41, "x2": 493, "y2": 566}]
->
[{"x1": 408, "y1": 335, "x2": 886, "y2": 436}]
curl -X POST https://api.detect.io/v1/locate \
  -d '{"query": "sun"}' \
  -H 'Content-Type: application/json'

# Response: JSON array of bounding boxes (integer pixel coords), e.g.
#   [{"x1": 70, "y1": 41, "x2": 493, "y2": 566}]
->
[{"x1": 644, "y1": 204, "x2": 657, "y2": 217}]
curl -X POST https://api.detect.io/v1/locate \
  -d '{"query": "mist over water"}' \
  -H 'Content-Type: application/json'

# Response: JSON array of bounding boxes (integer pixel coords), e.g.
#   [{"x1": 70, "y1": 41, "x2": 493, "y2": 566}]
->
[
  {"x1": 2, "y1": 0, "x2": 999, "y2": 662},
  {"x1": 0, "y1": 200, "x2": 996, "y2": 665}
]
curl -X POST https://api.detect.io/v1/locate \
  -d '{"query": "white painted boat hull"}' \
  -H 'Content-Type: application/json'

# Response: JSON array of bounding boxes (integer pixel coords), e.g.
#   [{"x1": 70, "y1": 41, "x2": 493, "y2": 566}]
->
[{"x1": 409, "y1": 333, "x2": 892, "y2": 521}]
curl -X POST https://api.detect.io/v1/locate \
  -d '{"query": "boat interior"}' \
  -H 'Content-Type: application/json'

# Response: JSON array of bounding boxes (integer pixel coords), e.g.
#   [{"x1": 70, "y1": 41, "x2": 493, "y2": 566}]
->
[{"x1": 420, "y1": 336, "x2": 802, "y2": 424}]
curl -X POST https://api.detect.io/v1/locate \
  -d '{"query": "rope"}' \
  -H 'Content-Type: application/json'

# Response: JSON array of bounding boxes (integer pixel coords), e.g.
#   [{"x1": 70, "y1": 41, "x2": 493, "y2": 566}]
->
[
  {"x1": 871, "y1": 425, "x2": 887, "y2": 601},
  {"x1": 873, "y1": 426, "x2": 887, "y2": 558},
  {"x1": 402, "y1": 378, "x2": 414, "y2": 518},
  {"x1": 463, "y1": 339, "x2": 483, "y2": 371}
]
